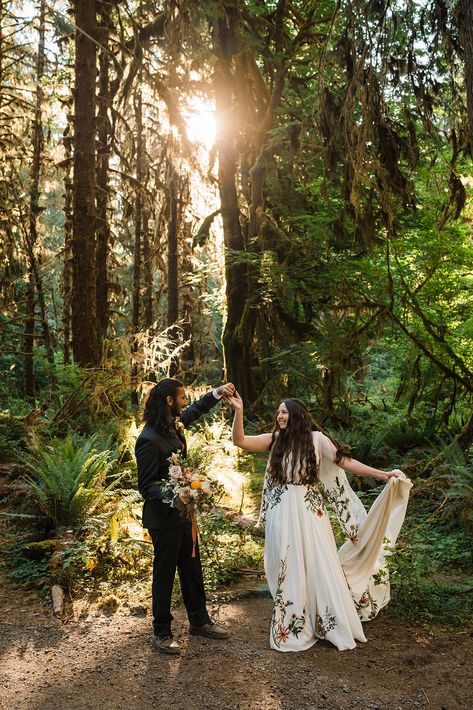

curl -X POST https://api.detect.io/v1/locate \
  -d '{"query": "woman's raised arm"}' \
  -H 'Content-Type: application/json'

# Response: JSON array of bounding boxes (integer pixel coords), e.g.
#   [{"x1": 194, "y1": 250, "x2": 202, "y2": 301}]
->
[{"x1": 228, "y1": 392, "x2": 272, "y2": 453}]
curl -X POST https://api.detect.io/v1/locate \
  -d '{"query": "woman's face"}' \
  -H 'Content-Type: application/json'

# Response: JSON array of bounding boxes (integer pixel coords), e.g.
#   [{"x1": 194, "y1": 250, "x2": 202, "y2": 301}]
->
[{"x1": 277, "y1": 402, "x2": 289, "y2": 429}]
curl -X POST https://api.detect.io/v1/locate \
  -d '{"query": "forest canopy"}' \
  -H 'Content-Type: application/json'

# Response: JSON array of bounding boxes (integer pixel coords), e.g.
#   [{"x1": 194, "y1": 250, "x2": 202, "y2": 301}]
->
[{"x1": 0, "y1": 0, "x2": 472, "y2": 439}]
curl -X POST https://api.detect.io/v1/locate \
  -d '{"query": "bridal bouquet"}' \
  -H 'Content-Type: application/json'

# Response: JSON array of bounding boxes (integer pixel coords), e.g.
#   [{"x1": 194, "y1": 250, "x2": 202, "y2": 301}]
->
[{"x1": 161, "y1": 451, "x2": 224, "y2": 515}]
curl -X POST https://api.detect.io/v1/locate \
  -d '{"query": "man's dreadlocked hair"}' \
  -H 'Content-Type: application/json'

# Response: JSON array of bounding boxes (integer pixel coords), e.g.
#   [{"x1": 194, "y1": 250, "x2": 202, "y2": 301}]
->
[{"x1": 143, "y1": 378, "x2": 184, "y2": 433}]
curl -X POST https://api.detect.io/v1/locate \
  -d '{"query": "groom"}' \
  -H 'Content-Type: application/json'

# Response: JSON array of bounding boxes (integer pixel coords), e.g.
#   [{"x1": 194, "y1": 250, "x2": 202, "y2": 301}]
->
[{"x1": 135, "y1": 377, "x2": 235, "y2": 654}]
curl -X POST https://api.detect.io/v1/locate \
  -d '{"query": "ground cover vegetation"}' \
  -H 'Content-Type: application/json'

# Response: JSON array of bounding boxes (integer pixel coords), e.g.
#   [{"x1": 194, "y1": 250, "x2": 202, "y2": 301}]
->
[{"x1": 0, "y1": 0, "x2": 472, "y2": 627}]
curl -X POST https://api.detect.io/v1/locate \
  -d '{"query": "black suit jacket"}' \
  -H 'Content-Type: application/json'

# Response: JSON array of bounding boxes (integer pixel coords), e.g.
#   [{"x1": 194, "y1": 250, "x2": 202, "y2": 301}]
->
[{"x1": 135, "y1": 391, "x2": 219, "y2": 530}]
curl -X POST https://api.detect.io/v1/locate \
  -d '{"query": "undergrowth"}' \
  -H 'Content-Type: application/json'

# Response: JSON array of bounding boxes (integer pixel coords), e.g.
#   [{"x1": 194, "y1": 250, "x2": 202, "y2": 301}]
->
[{"x1": 1, "y1": 407, "x2": 472, "y2": 631}]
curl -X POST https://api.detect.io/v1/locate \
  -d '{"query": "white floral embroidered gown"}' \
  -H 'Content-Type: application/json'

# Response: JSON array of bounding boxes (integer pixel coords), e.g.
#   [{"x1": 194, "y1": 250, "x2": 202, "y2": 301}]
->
[{"x1": 261, "y1": 431, "x2": 412, "y2": 652}]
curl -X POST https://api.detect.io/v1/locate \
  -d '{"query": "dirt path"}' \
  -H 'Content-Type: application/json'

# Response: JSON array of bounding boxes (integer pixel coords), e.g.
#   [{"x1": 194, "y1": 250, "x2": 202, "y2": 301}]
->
[
  {"x1": 1, "y1": 471, "x2": 471, "y2": 710},
  {"x1": 0, "y1": 569, "x2": 472, "y2": 710}
]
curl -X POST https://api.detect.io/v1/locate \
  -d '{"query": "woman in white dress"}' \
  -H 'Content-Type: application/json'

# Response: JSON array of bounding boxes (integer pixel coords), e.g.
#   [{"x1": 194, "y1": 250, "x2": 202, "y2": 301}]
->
[{"x1": 228, "y1": 393, "x2": 412, "y2": 652}]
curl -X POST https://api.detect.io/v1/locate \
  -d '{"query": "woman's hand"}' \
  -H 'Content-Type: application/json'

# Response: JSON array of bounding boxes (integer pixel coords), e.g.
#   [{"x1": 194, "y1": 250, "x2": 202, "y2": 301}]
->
[
  {"x1": 230, "y1": 393, "x2": 271, "y2": 451},
  {"x1": 385, "y1": 469, "x2": 403, "y2": 479},
  {"x1": 226, "y1": 391, "x2": 244, "y2": 411},
  {"x1": 377, "y1": 469, "x2": 403, "y2": 483}
]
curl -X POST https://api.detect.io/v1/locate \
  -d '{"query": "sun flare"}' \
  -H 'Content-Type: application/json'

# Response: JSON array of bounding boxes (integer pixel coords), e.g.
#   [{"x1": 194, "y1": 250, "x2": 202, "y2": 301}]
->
[{"x1": 184, "y1": 97, "x2": 216, "y2": 150}]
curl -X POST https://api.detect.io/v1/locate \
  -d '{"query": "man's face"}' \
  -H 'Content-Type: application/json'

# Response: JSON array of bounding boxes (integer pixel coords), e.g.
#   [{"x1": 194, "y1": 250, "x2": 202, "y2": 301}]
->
[{"x1": 167, "y1": 387, "x2": 187, "y2": 417}]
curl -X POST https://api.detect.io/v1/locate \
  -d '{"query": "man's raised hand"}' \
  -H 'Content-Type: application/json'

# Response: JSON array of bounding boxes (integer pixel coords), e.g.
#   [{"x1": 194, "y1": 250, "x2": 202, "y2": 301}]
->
[{"x1": 216, "y1": 382, "x2": 236, "y2": 398}]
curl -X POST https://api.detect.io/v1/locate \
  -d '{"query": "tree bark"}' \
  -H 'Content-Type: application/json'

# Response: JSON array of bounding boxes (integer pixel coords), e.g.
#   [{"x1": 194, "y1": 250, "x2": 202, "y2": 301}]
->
[
  {"x1": 0, "y1": 1, "x2": 3, "y2": 85},
  {"x1": 62, "y1": 120, "x2": 73, "y2": 365},
  {"x1": 178, "y1": 176, "x2": 193, "y2": 372},
  {"x1": 24, "y1": 0, "x2": 55, "y2": 397},
  {"x1": 167, "y1": 168, "x2": 179, "y2": 377},
  {"x1": 142, "y1": 210, "x2": 153, "y2": 328},
  {"x1": 456, "y1": 409, "x2": 473, "y2": 450},
  {"x1": 95, "y1": 0, "x2": 112, "y2": 337},
  {"x1": 460, "y1": 0, "x2": 473, "y2": 155},
  {"x1": 72, "y1": 0, "x2": 101, "y2": 366},
  {"x1": 23, "y1": 279, "x2": 36, "y2": 399},
  {"x1": 131, "y1": 85, "x2": 143, "y2": 405},
  {"x1": 212, "y1": 9, "x2": 255, "y2": 401}
]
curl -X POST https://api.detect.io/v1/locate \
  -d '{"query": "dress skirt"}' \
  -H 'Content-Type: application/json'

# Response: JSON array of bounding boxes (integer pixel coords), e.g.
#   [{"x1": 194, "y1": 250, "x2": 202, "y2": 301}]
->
[{"x1": 261, "y1": 431, "x2": 412, "y2": 652}]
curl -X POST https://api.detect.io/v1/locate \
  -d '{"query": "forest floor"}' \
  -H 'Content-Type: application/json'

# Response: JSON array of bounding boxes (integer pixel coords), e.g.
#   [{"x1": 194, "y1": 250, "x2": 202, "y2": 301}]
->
[
  {"x1": 1, "y1": 563, "x2": 472, "y2": 709},
  {"x1": 1, "y1": 474, "x2": 472, "y2": 710}
]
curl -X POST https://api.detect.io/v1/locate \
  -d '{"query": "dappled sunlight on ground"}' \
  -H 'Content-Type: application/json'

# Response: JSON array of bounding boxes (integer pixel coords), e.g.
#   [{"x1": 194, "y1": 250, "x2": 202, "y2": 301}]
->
[{"x1": 1, "y1": 590, "x2": 472, "y2": 710}]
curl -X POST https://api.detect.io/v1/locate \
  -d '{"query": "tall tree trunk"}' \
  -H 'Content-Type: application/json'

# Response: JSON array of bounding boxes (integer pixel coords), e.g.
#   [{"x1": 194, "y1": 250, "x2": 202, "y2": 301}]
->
[
  {"x1": 180, "y1": 217, "x2": 195, "y2": 374},
  {"x1": 23, "y1": 279, "x2": 36, "y2": 399},
  {"x1": 72, "y1": 0, "x2": 101, "y2": 366},
  {"x1": 178, "y1": 177, "x2": 193, "y2": 372},
  {"x1": 456, "y1": 409, "x2": 473, "y2": 450},
  {"x1": 62, "y1": 120, "x2": 73, "y2": 365},
  {"x1": 95, "y1": 0, "x2": 112, "y2": 336},
  {"x1": 24, "y1": 0, "x2": 42, "y2": 391},
  {"x1": 142, "y1": 208, "x2": 156, "y2": 384},
  {"x1": 460, "y1": 0, "x2": 473, "y2": 155},
  {"x1": 212, "y1": 10, "x2": 255, "y2": 401},
  {"x1": 131, "y1": 85, "x2": 143, "y2": 405},
  {"x1": 24, "y1": 0, "x2": 55, "y2": 397},
  {"x1": 142, "y1": 210, "x2": 153, "y2": 328},
  {"x1": 0, "y1": 1, "x2": 3, "y2": 84},
  {"x1": 167, "y1": 169, "x2": 179, "y2": 377}
]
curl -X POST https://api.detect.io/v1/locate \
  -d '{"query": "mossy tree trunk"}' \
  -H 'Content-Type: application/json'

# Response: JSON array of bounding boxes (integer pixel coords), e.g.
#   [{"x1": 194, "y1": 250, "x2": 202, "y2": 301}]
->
[
  {"x1": 131, "y1": 83, "x2": 144, "y2": 405},
  {"x1": 212, "y1": 6, "x2": 256, "y2": 401},
  {"x1": 72, "y1": 0, "x2": 101, "y2": 366},
  {"x1": 95, "y1": 0, "x2": 112, "y2": 337},
  {"x1": 460, "y1": 0, "x2": 473, "y2": 155},
  {"x1": 24, "y1": 0, "x2": 55, "y2": 397},
  {"x1": 167, "y1": 168, "x2": 179, "y2": 377}
]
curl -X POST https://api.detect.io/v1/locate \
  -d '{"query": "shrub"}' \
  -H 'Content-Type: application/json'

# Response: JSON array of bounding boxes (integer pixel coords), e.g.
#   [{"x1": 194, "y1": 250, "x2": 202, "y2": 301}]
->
[
  {"x1": 387, "y1": 497, "x2": 473, "y2": 627},
  {"x1": 436, "y1": 442, "x2": 473, "y2": 532},
  {"x1": 20, "y1": 433, "x2": 120, "y2": 529}
]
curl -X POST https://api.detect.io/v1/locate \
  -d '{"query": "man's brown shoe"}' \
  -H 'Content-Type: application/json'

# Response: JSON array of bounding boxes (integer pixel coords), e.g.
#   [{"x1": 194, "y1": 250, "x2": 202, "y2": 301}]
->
[
  {"x1": 154, "y1": 635, "x2": 181, "y2": 654},
  {"x1": 189, "y1": 622, "x2": 229, "y2": 639}
]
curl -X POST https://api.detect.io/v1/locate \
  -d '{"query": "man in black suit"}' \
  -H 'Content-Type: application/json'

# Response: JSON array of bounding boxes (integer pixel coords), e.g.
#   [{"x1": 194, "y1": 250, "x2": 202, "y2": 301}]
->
[{"x1": 135, "y1": 377, "x2": 235, "y2": 654}]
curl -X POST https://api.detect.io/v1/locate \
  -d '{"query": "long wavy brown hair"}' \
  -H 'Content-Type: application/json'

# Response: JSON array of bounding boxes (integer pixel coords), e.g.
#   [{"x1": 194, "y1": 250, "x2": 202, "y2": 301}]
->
[{"x1": 268, "y1": 399, "x2": 349, "y2": 485}]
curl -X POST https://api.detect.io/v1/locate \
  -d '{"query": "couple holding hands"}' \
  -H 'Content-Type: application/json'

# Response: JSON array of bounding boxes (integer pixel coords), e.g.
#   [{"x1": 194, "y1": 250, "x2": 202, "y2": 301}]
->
[{"x1": 135, "y1": 379, "x2": 411, "y2": 655}]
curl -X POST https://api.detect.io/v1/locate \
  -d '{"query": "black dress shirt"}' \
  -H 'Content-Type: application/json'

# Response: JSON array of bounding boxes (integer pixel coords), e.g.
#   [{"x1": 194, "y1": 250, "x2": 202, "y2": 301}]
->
[{"x1": 135, "y1": 391, "x2": 219, "y2": 529}]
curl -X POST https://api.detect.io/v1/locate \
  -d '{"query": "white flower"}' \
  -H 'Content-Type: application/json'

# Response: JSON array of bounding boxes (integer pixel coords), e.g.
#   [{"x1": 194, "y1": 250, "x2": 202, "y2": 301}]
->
[
  {"x1": 200, "y1": 480, "x2": 211, "y2": 494},
  {"x1": 189, "y1": 489, "x2": 199, "y2": 498},
  {"x1": 179, "y1": 486, "x2": 191, "y2": 500},
  {"x1": 169, "y1": 465, "x2": 182, "y2": 480}
]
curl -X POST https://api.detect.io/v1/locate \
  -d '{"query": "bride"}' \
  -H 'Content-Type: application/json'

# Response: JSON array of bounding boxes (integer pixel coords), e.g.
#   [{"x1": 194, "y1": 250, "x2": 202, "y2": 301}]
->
[{"x1": 228, "y1": 393, "x2": 412, "y2": 652}]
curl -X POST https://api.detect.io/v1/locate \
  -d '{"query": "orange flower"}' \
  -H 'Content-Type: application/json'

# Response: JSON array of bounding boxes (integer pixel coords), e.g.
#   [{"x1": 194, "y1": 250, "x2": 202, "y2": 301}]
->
[
  {"x1": 276, "y1": 624, "x2": 290, "y2": 644},
  {"x1": 191, "y1": 479, "x2": 201, "y2": 490}
]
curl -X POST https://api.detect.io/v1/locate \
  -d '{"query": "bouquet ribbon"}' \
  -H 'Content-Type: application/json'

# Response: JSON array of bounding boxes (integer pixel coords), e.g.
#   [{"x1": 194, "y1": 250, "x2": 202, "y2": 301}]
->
[{"x1": 190, "y1": 509, "x2": 198, "y2": 558}]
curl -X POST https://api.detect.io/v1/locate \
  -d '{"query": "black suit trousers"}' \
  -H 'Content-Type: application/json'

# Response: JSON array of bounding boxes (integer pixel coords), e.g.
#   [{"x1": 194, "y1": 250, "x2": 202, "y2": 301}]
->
[{"x1": 149, "y1": 522, "x2": 211, "y2": 637}]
